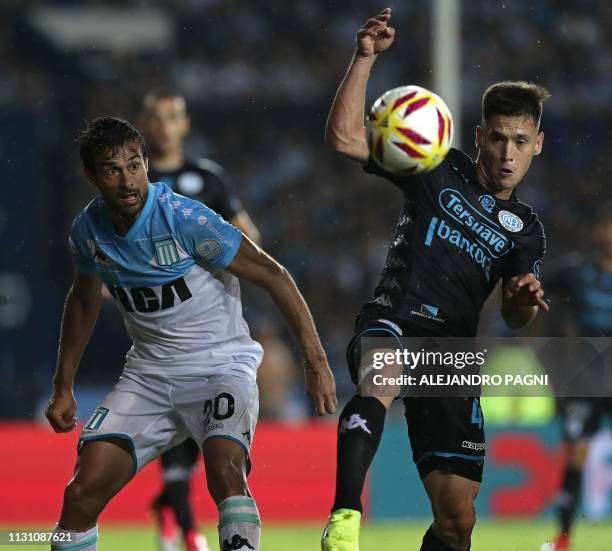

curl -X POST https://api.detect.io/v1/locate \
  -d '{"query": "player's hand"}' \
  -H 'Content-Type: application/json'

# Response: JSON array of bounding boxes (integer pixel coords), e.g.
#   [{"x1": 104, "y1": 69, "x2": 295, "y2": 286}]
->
[
  {"x1": 304, "y1": 359, "x2": 337, "y2": 416},
  {"x1": 503, "y1": 273, "x2": 549, "y2": 311},
  {"x1": 356, "y1": 7, "x2": 396, "y2": 58},
  {"x1": 45, "y1": 388, "x2": 78, "y2": 433}
]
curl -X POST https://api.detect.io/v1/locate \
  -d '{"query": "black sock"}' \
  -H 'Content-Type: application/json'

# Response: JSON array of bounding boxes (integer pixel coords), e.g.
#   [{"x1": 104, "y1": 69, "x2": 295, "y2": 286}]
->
[
  {"x1": 558, "y1": 467, "x2": 582, "y2": 535},
  {"x1": 153, "y1": 489, "x2": 169, "y2": 509},
  {"x1": 332, "y1": 395, "x2": 386, "y2": 513},
  {"x1": 420, "y1": 526, "x2": 468, "y2": 551},
  {"x1": 165, "y1": 480, "x2": 194, "y2": 534}
]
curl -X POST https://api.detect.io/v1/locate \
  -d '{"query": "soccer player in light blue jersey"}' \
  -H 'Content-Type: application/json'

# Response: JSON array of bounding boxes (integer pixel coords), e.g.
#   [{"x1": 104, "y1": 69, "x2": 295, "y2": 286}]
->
[{"x1": 45, "y1": 116, "x2": 337, "y2": 551}]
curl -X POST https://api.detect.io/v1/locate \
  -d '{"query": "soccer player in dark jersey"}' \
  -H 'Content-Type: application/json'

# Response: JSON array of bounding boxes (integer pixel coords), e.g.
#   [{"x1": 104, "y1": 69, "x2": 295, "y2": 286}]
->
[
  {"x1": 321, "y1": 8, "x2": 549, "y2": 551},
  {"x1": 139, "y1": 89, "x2": 260, "y2": 551},
  {"x1": 543, "y1": 207, "x2": 612, "y2": 551}
]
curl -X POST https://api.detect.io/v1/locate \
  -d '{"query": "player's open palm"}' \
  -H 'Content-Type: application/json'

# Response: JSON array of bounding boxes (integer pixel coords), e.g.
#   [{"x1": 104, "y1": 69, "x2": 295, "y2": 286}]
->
[
  {"x1": 305, "y1": 360, "x2": 337, "y2": 416},
  {"x1": 357, "y1": 7, "x2": 396, "y2": 58},
  {"x1": 45, "y1": 389, "x2": 78, "y2": 433}
]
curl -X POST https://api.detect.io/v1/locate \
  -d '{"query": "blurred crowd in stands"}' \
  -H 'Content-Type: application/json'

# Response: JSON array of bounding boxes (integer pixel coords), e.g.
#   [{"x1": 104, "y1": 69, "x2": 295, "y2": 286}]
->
[{"x1": 1, "y1": 0, "x2": 611, "y2": 419}]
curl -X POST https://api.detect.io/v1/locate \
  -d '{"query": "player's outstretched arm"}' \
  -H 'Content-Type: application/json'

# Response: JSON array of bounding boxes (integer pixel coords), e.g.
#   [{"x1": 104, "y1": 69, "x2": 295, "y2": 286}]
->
[
  {"x1": 225, "y1": 237, "x2": 337, "y2": 416},
  {"x1": 501, "y1": 273, "x2": 549, "y2": 329},
  {"x1": 46, "y1": 272, "x2": 103, "y2": 432},
  {"x1": 325, "y1": 7, "x2": 396, "y2": 163}
]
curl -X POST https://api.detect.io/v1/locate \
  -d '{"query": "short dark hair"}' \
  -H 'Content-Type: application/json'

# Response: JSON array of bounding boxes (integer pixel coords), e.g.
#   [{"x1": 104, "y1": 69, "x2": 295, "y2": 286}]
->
[
  {"x1": 78, "y1": 116, "x2": 148, "y2": 171},
  {"x1": 482, "y1": 81, "x2": 550, "y2": 128},
  {"x1": 141, "y1": 87, "x2": 187, "y2": 113}
]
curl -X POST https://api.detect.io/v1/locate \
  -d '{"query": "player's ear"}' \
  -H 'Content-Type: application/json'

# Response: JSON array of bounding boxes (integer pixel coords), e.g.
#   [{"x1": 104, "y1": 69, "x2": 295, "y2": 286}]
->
[
  {"x1": 83, "y1": 167, "x2": 97, "y2": 188},
  {"x1": 475, "y1": 125, "x2": 483, "y2": 150},
  {"x1": 534, "y1": 131, "x2": 544, "y2": 156}
]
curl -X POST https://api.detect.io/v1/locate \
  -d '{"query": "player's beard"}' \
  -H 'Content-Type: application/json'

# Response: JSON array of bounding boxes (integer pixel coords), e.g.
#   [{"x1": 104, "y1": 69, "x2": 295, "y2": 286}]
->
[{"x1": 111, "y1": 187, "x2": 147, "y2": 220}]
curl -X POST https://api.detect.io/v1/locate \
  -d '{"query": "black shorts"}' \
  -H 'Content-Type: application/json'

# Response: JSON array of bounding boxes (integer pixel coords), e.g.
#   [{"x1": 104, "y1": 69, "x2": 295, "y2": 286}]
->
[
  {"x1": 346, "y1": 306, "x2": 485, "y2": 483},
  {"x1": 558, "y1": 398, "x2": 612, "y2": 442}
]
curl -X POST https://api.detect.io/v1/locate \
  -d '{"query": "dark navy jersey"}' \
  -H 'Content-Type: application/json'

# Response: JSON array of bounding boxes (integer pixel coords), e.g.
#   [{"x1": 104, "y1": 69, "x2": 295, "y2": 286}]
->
[
  {"x1": 546, "y1": 255, "x2": 612, "y2": 336},
  {"x1": 148, "y1": 158, "x2": 242, "y2": 222},
  {"x1": 361, "y1": 148, "x2": 546, "y2": 336}
]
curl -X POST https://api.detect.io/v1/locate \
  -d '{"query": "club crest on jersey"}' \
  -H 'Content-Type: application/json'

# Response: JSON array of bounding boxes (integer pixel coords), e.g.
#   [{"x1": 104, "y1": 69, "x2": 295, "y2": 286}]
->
[
  {"x1": 479, "y1": 195, "x2": 495, "y2": 213},
  {"x1": 154, "y1": 239, "x2": 180, "y2": 266},
  {"x1": 498, "y1": 210, "x2": 523, "y2": 232}
]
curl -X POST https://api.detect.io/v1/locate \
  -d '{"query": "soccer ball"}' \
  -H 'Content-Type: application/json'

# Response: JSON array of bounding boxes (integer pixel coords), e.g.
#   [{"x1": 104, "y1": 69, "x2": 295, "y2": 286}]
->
[{"x1": 365, "y1": 85, "x2": 454, "y2": 175}]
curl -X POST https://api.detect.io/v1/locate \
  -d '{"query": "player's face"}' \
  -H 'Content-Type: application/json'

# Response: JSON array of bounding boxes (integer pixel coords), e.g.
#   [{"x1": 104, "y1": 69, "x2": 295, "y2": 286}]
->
[
  {"x1": 86, "y1": 141, "x2": 149, "y2": 218},
  {"x1": 140, "y1": 97, "x2": 189, "y2": 156},
  {"x1": 475, "y1": 114, "x2": 544, "y2": 197}
]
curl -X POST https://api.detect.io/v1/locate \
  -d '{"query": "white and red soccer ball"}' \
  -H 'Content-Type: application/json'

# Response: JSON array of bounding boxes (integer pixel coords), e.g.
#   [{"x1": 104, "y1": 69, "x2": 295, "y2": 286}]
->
[{"x1": 366, "y1": 85, "x2": 454, "y2": 175}]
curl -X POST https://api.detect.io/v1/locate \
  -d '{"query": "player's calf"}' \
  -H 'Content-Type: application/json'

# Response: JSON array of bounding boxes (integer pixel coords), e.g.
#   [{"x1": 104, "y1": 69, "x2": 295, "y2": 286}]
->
[
  {"x1": 204, "y1": 438, "x2": 260, "y2": 551},
  {"x1": 422, "y1": 471, "x2": 479, "y2": 551}
]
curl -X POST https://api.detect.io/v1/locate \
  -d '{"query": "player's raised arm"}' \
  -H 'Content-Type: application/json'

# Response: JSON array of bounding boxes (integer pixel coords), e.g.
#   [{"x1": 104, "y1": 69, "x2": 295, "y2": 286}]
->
[
  {"x1": 46, "y1": 271, "x2": 103, "y2": 432},
  {"x1": 325, "y1": 7, "x2": 396, "y2": 163},
  {"x1": 225, "y1": 237, "x2": 337, "y2": 416}
]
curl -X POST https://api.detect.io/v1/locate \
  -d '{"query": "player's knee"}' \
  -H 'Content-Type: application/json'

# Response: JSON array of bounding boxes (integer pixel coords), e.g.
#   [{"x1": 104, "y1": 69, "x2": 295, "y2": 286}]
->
[
  {"x1": 206, "y1": 459, "x2": 248, "y2": 503},
  {"x1": 63, "y1": 479, "x2": 106, "y2": 520},
  {"x1": 435, "y1": 508, "x2": 476, "y2": 548}
]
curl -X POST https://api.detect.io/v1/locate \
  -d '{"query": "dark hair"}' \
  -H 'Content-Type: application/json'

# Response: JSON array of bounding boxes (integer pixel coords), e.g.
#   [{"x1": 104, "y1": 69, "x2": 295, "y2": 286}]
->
[
  {"x1": 78, "y1": 116, "x2": 148, "y2": 171},
  {"x1": 141, "y1": 87, "x2": 187, "y2": 113},
  {"x1": 482, "y1": 81, "x2": 550, "y2": 128}
]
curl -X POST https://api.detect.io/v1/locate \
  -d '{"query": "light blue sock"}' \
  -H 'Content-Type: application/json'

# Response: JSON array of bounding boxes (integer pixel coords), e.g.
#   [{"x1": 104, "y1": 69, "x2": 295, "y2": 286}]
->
[
  {"x1": 218, "y1": 496, "x2": 261, "y2": 551},
  {"x1": 51, "y1": 525, "x2": 98, "y2": 550}
]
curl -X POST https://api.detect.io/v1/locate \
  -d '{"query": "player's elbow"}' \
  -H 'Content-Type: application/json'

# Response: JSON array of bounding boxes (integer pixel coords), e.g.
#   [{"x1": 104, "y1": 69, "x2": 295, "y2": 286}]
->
[
  {"x1": 253, "y1": 257, "x2": 291, "y2": 290},
  {"x1": 324, "y1": 126, "x2": 368, "y2": 162}
]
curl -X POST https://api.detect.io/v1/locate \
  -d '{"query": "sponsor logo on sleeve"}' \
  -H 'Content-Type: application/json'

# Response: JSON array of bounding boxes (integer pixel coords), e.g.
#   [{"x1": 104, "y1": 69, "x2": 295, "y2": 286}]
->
[
  {"x1": 532, "y1": 259, "x2": 542, "y2": 279},
  {"x1": 196, "y1": 239, "x2": 222, "y2": 261}
]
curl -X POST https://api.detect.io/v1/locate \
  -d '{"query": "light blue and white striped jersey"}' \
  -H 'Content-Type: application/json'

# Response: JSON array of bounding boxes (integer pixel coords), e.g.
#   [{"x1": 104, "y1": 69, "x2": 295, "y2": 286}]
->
[{"x1": 69, "y1": 182, "x2": 263, "y2": 378}]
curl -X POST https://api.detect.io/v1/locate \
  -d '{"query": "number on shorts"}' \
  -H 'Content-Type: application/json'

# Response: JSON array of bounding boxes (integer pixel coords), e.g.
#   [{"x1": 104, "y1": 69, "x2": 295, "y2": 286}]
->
[
  {"x1": 84, "y1": 407, "x2": 109, "y2": 431},
  {"x1": 202, "y1": 392, "x2": 235, "y2": 425},
  {"x1": 470, "y1": 399, "x2": 483, "y2": 429}
]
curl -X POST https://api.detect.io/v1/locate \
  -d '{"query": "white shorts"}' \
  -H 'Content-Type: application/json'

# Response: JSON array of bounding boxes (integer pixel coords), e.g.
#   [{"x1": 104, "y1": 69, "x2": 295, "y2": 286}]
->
[{"x1": 78, "y1": 368, "x2": 258, "y2": 474}]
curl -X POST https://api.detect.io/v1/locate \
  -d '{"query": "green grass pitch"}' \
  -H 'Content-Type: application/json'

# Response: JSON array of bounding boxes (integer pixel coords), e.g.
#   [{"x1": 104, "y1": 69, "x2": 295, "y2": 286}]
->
[{"x1": 4, "y1": 520, "x2": 610, "y2": 550}]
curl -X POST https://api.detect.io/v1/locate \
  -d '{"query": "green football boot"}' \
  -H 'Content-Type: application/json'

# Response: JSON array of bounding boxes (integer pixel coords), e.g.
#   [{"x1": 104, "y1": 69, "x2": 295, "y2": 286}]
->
[{"x1": 321, "y1": 508, "x2": 361, "y2": 551}]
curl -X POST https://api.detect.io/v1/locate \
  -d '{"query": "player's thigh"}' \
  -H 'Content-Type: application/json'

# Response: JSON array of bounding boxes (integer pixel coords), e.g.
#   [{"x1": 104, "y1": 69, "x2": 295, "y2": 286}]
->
[
  {"x1": 347, "y1": 322, "x2": 405, "y2": 404},
  {"x1": 422, "y1": 470, "x2": 480, "y2": 521},
  {"x1": 404, "y1": 396, "x2": 485, "y2": 482},
  {"x1": 80, "y1": 371, "x2": 186, "y2": 474},
  {"x1": 71, "y1": 437, "x2": 134, "y2": 500},
  {"x1": 175, "y1": 370, "x2": 259, "y2": 466}
]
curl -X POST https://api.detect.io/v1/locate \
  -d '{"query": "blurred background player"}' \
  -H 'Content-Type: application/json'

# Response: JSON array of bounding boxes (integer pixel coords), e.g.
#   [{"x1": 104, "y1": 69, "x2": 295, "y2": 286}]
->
[
  {"x1": 322, "y1": 8, "x2": 549, "y2": 551},
  {"x1": 543, "y1": 205, "x2": 612, "y2": 550},
  {"x1": 139, "y1": 88, "x2": 261, "y2": 551}
]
